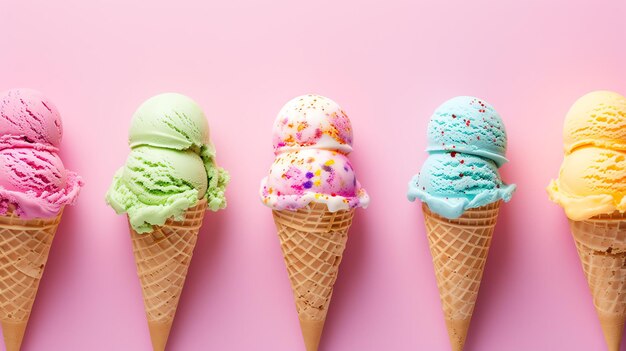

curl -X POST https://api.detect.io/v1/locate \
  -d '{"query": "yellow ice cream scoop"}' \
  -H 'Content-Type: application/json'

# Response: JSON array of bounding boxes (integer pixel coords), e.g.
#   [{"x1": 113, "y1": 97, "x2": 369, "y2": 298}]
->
[
  {"x1": 549, "y1": 146, "x2": 626, "y2": 220},
  {"x1": 563, "y1": 90, "x2": 626, "y2": 154},
  {"x1": 548, "y1": 90, "x2": 626, "y2": 351}
]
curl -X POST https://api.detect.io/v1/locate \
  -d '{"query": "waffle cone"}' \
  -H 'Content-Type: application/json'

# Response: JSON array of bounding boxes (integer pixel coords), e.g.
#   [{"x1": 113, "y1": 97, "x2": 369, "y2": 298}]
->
[
  {"x1": 0, "y1": 209, "x2": 63, "y2": 351},
  {"x1": 422, "y1": 201, "x2": 500, "y2": 351},
  {"x1": 273, "y1": 202, "x2": 355, "y2": 351},
  {"x1": 129, "y1": 199, "x2": 207, "y2": 351},
  {"x1": 569, "y1": 211, "x2": 626, "y2": 351}
]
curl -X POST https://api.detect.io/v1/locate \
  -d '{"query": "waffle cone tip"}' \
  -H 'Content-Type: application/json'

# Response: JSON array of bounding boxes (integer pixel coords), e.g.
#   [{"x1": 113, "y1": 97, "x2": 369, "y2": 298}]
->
[
  {"x1": 129, "y1": 199, "x2": 207, "y2": 351},
  {"x1": 148, "y1": 320, "x2": 172, "y2": 351},
  {"x1": 273, "y1": 203, "x2": 354, "y2": 351},
  {"x1": 422, "y1": 203, "x2": 499, "y2": 351},
  {"x1": 598, "y1": 313, "x2": 625, "y2": 351},
  {"x1": 2, "y1": 320, "x2": 26, "y2": 351},
  {"x1": 299, "y1": 318, "x2": 324, "y2": 351},
  {"x1": 445, "y1": 318, "x2": 469, "y2": 351}
]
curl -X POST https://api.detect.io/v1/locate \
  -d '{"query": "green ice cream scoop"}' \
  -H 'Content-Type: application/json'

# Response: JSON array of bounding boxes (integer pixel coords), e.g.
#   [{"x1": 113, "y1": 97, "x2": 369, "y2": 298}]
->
[
  {"x1": 129, "y1": 93, "x2": 209, "y2": 150},
  {"x1": 107, "y1": 93, "x2": 229, "y2": 233},
  {"x1": 107, "y1": 146, "x2": 207, "y2": 232}
]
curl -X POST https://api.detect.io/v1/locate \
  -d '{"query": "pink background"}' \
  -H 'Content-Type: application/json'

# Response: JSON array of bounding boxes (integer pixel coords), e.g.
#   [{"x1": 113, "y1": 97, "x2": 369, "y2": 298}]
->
[{"x1": 1, "y1": 0, "x2": 625, "y2": 350}]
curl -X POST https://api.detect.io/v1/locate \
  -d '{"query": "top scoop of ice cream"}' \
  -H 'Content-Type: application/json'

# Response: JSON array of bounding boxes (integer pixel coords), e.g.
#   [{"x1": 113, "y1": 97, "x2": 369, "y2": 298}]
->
[
  {"x1": 563, "y1": 91, "x2": 626, "y2": 154},
  {"x1": 0, "y1": 89, "x2": 63, "y2": 147},
  {"x1": 272, "y1": 94, "x2": 353, "y2": 154},
  {"x1": 129, "y1": 93, "x2": 209, "y2": 150},
  {"x1": 426, "y1": 96, "x2": 508, "y2": 166}
]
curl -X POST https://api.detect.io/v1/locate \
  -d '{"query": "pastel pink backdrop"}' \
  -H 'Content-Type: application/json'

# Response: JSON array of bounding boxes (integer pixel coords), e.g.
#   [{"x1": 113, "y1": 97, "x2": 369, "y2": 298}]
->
[{"x1": 0, "y1": 0, "x2": 625, "y2": 350}]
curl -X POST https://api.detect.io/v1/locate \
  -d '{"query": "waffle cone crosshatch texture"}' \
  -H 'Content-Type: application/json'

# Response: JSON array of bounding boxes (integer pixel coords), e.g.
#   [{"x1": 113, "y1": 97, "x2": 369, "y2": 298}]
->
[
  {"x1": 273, "y1": 202, "x2": 355, "y2": 351},
  {"x1": 0, "y1": 209, "x2": 64, "y2": 351},
  {"x1": 129, "y1": 198, "x2": 207, "y2": 351},
  {"x1": 569, "y1": 212, "x2": 626, "y2": 351},
  {"x1": 422, "y1": 201, "x2": 500, "y2": 351}
]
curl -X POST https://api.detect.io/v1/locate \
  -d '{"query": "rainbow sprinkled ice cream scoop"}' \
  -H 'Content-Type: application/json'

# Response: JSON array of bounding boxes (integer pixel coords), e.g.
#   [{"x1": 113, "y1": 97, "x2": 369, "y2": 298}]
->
[
  {"x1": 272, "y1": 94, "x2": 353, "y2": 154},
  {"x1": 260, "y1": 94, "x2": 369, "y2": 212},
  {"x1": 408, "y1": 96, "x2": 515, "y2": 218}
]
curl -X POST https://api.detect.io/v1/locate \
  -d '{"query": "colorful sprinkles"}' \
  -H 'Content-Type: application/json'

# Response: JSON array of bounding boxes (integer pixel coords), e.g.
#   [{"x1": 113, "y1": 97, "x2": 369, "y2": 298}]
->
[{"x1": 261, "y1": 94, "x2": 369, "y2": 212}]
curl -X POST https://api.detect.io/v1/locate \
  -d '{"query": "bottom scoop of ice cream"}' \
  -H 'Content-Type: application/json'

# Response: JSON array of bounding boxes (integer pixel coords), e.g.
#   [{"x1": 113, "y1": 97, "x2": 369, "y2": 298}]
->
[
  {"x1": 260, "y1": 149, "x2": 369, "y2": 212},
  {"x1": 0, "y1": 144, "x2": 82, "y2": 218},
  {"x1": 548, "y1": 146, "x2": 626, "y2": 220},
  {"x1": 106, "y1": 145, "x2": 219, "y2": 233},
  {"x1": 408, "y1": 151, "x2": 515, "y2": 218}
]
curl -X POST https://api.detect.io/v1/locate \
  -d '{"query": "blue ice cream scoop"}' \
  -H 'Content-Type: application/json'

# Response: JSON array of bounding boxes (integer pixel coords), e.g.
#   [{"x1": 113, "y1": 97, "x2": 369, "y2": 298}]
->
[
  {"x1": 408, "y1": 152, "x2": 515, "y2": 218},
  {"x1": 426, "y1": 96, "x2": 508, "y2": 167},
  {"x1": 409, "y1": 96, "x2": 515, "y2": 218}
]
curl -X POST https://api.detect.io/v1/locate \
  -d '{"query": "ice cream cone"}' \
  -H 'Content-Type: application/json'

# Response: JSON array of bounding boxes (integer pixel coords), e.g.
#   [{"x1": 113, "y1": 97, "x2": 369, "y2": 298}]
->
[
  {"x1": 569, "y1": 211, "x2": 626, "y2": 351},
  {"x1": 129, "y1": 198, "x2": 207, "y2": 351},
  {"x1": 0, "y1": 209, "x2": 63, "y2": 351},
  {"x1": 272, "y1": 202, "x2": 355, "y2": 351},
  {"x1": 422, "y1": 201, "x2": 500, "y2": 351}
]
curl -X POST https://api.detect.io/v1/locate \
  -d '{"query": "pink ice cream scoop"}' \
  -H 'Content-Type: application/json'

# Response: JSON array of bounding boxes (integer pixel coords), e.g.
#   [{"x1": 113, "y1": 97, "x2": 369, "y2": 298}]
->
[
  {"x1": 0, "y1": 143, "x2": 81, "y2": 218},
  {"x1": 0, "y1": 89, "x2": 82, "y2": 219},
  {"x1": 0, "y1": 89, "x2": 63, "y2": 147},
  {"x1": 261, "y1": 94, "x2": 368, "y2": 212}
]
